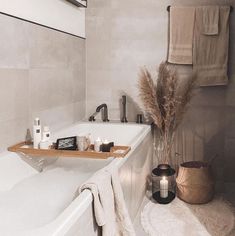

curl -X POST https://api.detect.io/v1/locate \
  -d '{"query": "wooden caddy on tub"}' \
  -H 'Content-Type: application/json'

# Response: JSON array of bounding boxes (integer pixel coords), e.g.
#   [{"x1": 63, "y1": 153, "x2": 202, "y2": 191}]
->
[{"x1": 8, "y1": 142, "x2": 131, "y2": 159}]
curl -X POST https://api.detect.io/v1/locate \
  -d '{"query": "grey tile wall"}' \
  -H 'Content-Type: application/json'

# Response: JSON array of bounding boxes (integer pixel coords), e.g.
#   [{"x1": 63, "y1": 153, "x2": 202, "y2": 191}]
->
[
  {"x1": 86, "y1": 0, "x2": 235, "y2": 185},
  {"x1": 0, "y1": 13, "x2": 86, "y2": 151}
]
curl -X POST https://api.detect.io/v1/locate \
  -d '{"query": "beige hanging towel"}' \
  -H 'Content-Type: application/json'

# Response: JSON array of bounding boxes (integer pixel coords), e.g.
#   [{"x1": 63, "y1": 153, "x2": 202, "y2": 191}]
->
[
  {"x1": 168, "y1": 7, "x2": 195, "y2": 65},
  {"x1": 202, "y1": 6, "x2": 219, "y2": 35},
  {"x1": 193, "y1": 6, "x2": 230, "y2": 86}
]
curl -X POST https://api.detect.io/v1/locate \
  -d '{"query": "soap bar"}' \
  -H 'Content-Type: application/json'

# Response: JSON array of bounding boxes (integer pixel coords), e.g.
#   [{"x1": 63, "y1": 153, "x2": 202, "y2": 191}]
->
[{"x1": 113, "y1": 149, "x2": 125, "y2": 154}]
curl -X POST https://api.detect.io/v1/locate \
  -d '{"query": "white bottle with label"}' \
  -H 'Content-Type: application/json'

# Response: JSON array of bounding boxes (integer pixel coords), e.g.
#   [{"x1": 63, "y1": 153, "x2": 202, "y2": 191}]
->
[
  {"x1": 33, "y1": 118, "x2": 41, "y2": 149},
  {"x1": 40, "y1": 126, "x2": 51, "y2": 149},
  {"x1": 42, "y1": 126, "x2": 50, "y2": 141}
]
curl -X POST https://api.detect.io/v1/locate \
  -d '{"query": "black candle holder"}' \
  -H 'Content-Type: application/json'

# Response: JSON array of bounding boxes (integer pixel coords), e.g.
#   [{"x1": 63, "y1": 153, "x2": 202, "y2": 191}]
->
[
  {"x1": 100, "y1": 142, "x2": 114, "y2": 152},
  {"x1": 152, "y1": 164, "x2": 176, "y2": 204}
]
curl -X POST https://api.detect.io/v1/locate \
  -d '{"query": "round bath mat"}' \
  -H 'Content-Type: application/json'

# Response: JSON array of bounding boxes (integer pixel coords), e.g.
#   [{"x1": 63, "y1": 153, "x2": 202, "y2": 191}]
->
[{"x1": 141, "y1": 197, "x2": 235, "y2": 236}]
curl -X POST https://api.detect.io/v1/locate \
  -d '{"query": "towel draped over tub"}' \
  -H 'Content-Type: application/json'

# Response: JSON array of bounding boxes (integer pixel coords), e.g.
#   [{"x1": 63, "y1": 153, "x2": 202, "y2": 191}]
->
[{"x1": 77, "y1": 164, "x2": 136, "y2": 236}]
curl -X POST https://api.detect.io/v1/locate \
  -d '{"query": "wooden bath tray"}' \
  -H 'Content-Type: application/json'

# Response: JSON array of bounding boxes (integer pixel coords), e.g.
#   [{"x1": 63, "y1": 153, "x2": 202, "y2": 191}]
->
[{"x1": 8, "y1": 142, "x2": 131, "y2": 159}]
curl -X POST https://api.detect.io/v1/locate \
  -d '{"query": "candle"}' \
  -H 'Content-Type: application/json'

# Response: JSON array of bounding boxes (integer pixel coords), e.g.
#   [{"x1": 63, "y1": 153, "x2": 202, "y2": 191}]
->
[
  {"x1": 94, "y1": 137, "x2": 102, "y2": 152},
  {"x1": 160, "y1": 176, "x2": 168, "y2": 198},
  {"x1": 103, "y1": 139, "x2": 109, "y2": 144}
]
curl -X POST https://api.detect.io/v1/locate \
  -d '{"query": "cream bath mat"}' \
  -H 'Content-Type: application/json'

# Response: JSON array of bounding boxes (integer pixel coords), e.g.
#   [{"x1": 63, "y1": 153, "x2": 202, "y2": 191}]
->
[{"x1": 141, "y1": 197, "x2": 235, "y2": 236}]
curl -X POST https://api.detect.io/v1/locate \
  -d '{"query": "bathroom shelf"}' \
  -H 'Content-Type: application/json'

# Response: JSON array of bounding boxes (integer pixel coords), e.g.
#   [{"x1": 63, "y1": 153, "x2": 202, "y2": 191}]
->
[{"x1": 8, "y1": 142, "x2": 131, "y2": 159}]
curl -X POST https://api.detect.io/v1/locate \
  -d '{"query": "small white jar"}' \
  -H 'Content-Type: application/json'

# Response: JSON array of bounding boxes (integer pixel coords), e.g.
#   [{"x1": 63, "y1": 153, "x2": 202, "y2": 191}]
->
[
  {"x1": 39, "y1": 140, "x2": 50, "y2": 149},
  {"x1": 94, "y1": 137, "x2": 102, "y2": 152}
]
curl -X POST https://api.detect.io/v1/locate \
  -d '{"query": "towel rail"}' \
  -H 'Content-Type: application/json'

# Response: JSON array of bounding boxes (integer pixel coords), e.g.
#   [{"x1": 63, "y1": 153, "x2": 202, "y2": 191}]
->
[{"x1": 167, "y1": 5, "x2": 233, "y2": 12}]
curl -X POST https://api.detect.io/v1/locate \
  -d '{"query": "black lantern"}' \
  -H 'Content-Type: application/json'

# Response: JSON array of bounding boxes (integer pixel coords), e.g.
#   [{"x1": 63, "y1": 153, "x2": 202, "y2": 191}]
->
[{"x1": 152, "y1": 164, "x2": 176, "y2": 204}]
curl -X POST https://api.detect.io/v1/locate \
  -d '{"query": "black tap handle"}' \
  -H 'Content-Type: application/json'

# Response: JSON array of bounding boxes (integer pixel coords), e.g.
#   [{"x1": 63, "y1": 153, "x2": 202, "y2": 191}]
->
[
  {"x1": 121, "y1": 96, "x2": 128, "y2": 123},
  {"x1": 122, "y1": 95, "x2": 126, "y2": 104},
  {"x1": 89, "y1": 116, "x2": 95, "y2": 121}
]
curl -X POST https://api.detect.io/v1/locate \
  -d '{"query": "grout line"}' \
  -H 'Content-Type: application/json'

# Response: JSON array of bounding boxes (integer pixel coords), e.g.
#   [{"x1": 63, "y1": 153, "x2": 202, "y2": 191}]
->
[{"x1": 0, "y1": 11, "x2": 86, "y2": 40}]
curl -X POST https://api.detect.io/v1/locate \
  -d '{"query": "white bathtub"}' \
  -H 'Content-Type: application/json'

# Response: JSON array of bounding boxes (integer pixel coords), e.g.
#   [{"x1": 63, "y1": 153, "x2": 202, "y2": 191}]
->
[{"x1": 0, "y1": 122, "x2": 152, "y2": 236}]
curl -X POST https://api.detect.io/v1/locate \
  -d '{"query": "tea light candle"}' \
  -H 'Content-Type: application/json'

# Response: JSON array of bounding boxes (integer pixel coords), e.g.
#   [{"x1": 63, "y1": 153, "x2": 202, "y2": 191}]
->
[
  {"x1": 94, "y1": 137, "x2": 102, "y2": 152},
  {"x1": 160, "y1": 176, "x2": 168, "y2": 198},
  {"x1": 103, "y1": 139, "x2": 109, "y2": 144}
]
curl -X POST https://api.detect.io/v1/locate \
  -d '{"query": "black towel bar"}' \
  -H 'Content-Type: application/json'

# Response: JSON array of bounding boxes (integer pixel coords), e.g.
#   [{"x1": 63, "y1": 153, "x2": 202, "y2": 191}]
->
[{"x1": 167, "y1": 5, "x2": 233, "y2": 12}]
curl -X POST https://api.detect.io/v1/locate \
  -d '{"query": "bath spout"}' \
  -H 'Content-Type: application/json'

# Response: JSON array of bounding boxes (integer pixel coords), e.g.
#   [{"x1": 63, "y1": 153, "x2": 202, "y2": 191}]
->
[
  {"x1": 89, "y1": 104, "x2": 109, "y2": 122},
  {"x1": 96, "y1": 104, "x2": 109, "y2": 122}
]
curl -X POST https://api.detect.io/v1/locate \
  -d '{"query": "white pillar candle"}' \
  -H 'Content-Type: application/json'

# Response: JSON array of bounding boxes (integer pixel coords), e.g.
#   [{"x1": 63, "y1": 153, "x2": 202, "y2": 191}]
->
[
  {"x1": 94, "y1": 137, "x2": 102, "y2": 152},
  {"x1": 103, "y1": 139, "x2": 109, "y2": 144},
  {"x1": 160, "y1": 176, "x2": 168, "y2": 198}
]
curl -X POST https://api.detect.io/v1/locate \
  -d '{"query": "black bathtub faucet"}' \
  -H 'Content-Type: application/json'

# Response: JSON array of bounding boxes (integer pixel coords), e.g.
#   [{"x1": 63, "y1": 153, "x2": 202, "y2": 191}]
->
[
  {"x1": 89, "y1": 103, "x2": 109, "y2": 122},
  {"x1": 121, "y1": 95, "x2": 128, "y2": 123}
]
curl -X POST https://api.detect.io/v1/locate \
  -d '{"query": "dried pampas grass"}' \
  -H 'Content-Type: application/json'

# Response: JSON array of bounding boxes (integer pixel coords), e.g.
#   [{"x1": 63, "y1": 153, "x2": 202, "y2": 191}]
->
[
  {"x1": 138, "y1": 68, "x2": 162, "y2": 129},
  {"x1": 138, "y1": 61, "x2": 196, "y2": 163}
]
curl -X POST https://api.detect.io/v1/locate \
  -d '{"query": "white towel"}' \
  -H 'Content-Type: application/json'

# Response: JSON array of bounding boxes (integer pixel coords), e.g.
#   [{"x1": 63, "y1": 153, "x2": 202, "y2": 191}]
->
[
  {"x1": 168, "y1": 7, "x2": 195, "y2": 65},
  {"x1": 202, "y1": 6, "x2": 219, "y2": 35},
  {"x1": 78, "y1": 165, "x2": 135, "y2": 236}
]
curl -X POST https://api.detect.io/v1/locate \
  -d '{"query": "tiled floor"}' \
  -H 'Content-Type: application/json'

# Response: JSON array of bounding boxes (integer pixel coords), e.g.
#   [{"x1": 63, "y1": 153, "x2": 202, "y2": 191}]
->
[{"x1": 134, "y1": 191, "x2": 235, "y2": 236}]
